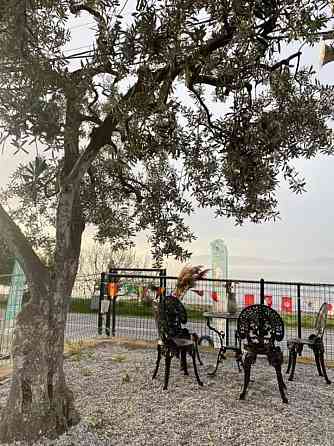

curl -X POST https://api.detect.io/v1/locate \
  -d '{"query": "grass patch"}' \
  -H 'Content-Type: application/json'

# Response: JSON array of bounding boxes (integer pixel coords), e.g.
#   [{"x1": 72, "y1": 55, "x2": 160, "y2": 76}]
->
[
  {"x1": 282, "y1": 314, "x2": 334, "y2": 329},
  {"x1": 111, "y1": 354, "x2": 127, "y2": 363},
  {"x1": 115, "y1": 300, "x2": 211, "y2": 320},
  {"x1": 69, "y1": 298, "x2": 94, "y2": 314},
  {"x1": 64, "y1": 339, "x2": 96, "y2": 361},
  {"x1": 80, "y1": 367, "x2": 93, "y2": 376}
]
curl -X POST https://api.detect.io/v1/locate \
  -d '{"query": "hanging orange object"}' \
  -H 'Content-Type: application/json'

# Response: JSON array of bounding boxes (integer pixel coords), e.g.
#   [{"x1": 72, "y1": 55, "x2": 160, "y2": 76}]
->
[
  {"x1": 156, "y1": 287, "x2": 164, "y2": 296},
  {"x1": 107, "y1": 282, "x2": 119, "y2": 298}
]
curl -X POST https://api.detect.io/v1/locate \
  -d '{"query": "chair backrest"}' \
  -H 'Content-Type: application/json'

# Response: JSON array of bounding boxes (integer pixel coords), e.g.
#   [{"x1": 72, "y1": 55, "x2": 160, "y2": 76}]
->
[
  {"x1": 155, "y1": 294, "x2": 187, "y2": 342},
  {"x1": 314, "y1": 303, "x2": 328, "y2": 338},
  {"x1": 237, "y1": 304, "x2": 284, "y2": 347}
]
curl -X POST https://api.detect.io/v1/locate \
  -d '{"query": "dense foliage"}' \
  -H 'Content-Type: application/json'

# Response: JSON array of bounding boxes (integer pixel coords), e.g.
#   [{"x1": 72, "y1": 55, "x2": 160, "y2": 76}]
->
[
  {"x1": 1, "y1": 1, "x2": 334, "y2": 442},
  {"x1": 1, "y1": 1, "x2": 334, "y2": 263}
]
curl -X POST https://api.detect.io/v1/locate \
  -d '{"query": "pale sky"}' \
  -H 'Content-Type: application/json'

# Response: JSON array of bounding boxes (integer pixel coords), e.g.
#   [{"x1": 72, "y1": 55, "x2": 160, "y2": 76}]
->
[{"x1": 1, "y1": 7, "x2": 334, "y2": 283}]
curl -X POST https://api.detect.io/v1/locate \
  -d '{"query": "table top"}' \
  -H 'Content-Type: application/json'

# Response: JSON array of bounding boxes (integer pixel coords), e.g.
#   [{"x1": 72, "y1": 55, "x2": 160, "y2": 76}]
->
[{"x1": 203, "y1": 311, "x2": 240, "y2": 320}]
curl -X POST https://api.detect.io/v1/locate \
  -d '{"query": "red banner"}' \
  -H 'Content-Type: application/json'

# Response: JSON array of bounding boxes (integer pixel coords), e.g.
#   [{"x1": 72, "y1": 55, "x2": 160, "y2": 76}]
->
[
  {"x1": 211, "y1": 291, "x2": 219, "y2": 302},
  {"x1": 244, "y1": 294, "x2": 255, "y2": 307},
  {"x1": 281, "y1": 296, "x2": 292, "y2": 313}
]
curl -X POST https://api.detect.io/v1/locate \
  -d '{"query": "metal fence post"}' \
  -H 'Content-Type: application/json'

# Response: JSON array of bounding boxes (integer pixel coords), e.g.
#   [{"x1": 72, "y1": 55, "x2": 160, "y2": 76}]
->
[
  {"x1": 297, "y1": 283, "x2": 302, "y2": 338},
  {"x1": 98, "y1": 272, "x2": 105, "y2": 335},
  {"x1": 260, "y1": 278, "x2": 265, "y2": 305},
  {"x1": 108, "y1": 269, "x2": 118, "y2": 337},
  {"x1": 111, "y1": 296, "x2": 117, "y2": 336},
  {"x1": 159, "y1": 268, "x2": 167, "y2": 298}
]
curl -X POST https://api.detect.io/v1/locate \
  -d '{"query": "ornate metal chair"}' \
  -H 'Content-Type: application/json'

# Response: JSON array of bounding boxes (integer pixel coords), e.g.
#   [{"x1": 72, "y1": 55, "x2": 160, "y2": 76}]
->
[
  {"x1": 152, "y1": 294, "x2": 203, "y2": 390},
  {"x1": 237, "y1": 304, "x2": 288, "y2": 403},
  {"x1": 286, "y1": 302, "x2": 331, "y2": 384}
]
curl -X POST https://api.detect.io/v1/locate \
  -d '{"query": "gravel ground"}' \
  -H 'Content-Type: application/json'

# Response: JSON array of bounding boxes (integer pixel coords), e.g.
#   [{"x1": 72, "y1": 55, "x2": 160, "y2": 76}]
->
[{"x1": 1, "y1": 343, "x2": 334, "y2": 446}]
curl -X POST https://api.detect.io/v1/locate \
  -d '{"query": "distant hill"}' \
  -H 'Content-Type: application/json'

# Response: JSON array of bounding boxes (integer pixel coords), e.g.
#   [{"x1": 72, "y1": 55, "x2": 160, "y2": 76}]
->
[
  {"x1": 190, "y1": 254, "x2": 292, "y2": 267},
  {"x1": 181, "y1": 253, "x2": 334, "y2": 283},
  {"x1": 189, "y1": 254, "x2": 334, "y2": 267}
]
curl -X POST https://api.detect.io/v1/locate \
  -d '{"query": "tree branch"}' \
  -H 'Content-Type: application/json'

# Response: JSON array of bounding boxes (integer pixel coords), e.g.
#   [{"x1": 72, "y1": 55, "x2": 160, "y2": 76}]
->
[
  {"x1": 69, "y1": 3, "x2": 105, "y2": 22},
  {"x1": 259, "y1": 51, "x2": 302, "y2": 72},
  {"x1": 270, "y1": 51, "x2": 302, "y2": 71},
  {"x1": 198, "y1": 28, "x2": 236, "y2": 57},
  {"x1": 64, "y1": 113, "x2": 118, "y2": 186},
  {"x1": 63, "y1": 24, "x2": 238, "y2": 187},
  {"x1": 192, "y1": 75, "x2": 221, "y2": 87},
  {"x1": 79, "y1": 114, "x2": 102, "y2": 125},
  {"x1": 0, "y1": 203, "x2": 49, "y2": 294},
  {"x1": 70, "y1": 61, "x2": 119, "y2": 79}
]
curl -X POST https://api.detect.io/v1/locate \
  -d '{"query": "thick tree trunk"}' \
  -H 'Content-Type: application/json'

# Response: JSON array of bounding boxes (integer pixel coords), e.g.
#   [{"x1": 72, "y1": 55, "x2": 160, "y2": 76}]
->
[
  {"x1": 0, "y1": 95, "x2": 87, "y2": 443},
  {"x1": 0, "y1": 186, "x2": 84, "y2": 443},
  {"x1": 0, "y1": 290, "x2": 80, "y2": 444}
]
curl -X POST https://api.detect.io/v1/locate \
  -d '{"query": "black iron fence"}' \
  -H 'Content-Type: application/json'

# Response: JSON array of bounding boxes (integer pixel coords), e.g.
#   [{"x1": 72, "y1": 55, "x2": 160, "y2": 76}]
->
[
  {"x1": 0, "y1": 273, "x2": 102, "y2": 358},
  {"x1": 1, "y1": 270, "x2": 334, "y2": 362},
  {"x1": 98, "y1": 272, "x2": 334, "y2": 361}
]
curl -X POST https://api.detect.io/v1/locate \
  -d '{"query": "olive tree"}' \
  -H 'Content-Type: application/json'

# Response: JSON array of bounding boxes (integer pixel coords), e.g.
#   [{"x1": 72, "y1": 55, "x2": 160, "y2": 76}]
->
[{"x1": 0, "y1": 0, "x2": 333, "y2": 442}]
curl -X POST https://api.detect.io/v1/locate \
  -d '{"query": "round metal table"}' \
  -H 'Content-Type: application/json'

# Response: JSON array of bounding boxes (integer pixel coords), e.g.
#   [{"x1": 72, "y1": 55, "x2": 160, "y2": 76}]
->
[{"x1": 203, "y1": 311, "x2": 243, "y2": 376}]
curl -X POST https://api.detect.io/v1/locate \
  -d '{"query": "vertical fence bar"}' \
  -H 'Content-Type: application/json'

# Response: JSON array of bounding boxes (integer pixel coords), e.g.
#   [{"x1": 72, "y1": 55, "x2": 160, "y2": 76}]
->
[
  {"x1": 260, "y1": 278, "x2": 265, "y2": 305},
  {"x1": 108, "y1": 269, "x2": 118, "y2": 337},
  {"x1": 98, "y1": 272, "x2": 105, "y2": 335},
  {"x1": 160, "y1": 268, "x2": 167, "y2": 297},
  {"x1": 297, "y1": 283, "x2": 302, "y2": 339}
]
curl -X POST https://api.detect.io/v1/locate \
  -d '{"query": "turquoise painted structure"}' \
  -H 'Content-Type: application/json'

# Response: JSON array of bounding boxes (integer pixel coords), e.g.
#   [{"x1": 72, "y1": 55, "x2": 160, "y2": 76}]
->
[{"x1": 5, "y1": 260, "x2": 25, "y2": 321}]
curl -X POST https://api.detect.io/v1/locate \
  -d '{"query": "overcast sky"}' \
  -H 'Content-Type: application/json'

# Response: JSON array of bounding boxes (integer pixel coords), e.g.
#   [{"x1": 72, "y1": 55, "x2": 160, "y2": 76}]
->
[{"x1": 1, "y1": 8, "x2": 334, "y2": 283}]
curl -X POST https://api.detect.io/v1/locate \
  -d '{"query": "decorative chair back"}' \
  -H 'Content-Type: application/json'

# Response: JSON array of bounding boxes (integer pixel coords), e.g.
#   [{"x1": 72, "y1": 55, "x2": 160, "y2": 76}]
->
[
  {"x1": 237, "y1": 304, "x2": 284, "y2": 348},
  {"x1": 314, "y1": 303, "x2": 328, "y2": 338},
  {"x1": 156, "y1": 294, "x2": 187, "y2": 342}
]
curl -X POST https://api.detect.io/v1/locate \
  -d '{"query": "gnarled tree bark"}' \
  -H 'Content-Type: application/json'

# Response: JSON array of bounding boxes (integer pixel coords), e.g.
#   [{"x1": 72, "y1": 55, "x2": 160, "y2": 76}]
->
[
  {"x1": 0, "y1": 95, "x2": 85, "y2": 443},
  {"x1": 0, "y1": 186, "x2": 84, "y2": 443}
]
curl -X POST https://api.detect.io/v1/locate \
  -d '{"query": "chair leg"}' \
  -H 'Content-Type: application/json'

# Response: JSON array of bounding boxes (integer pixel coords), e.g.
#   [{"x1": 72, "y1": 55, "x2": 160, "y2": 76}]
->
[
  {"x1": 288, "y1": 348, "x2": 297, "y2": 381},
  {"x1": 236, "y1": 350, "x2": 243, "y2": 372},
  {"x1": 319, "y1": 351, "x2": 331, "y2": 384},
  {"x1": 239, "y1": 352, "x2": 254, "y2": 400},
  {"x1": 181, "y1": 349, "x2": 188, "y2": 375},
  {"x1": 271, "y1": 350, "x2": 288, "y2": 404},
  {"x1": 163, "y1": 350, "x2": 172, "y2": 390},
  {"x1": 314, "y1": 349, "x2": 324, "y2": 377},
  {"x1": 152, "y1": 344, "x2": 162, "y2": 380},
  {"x1": 193, "y1": 334, "x2": 203, "y2": 366},
  {"x1": 286, "y1": 350, "x2": 292, "y2": 374},
  {"x1": 190, "y1": 348, "x2": 203, "y2": 387},
  {"x1": 274, "y1": 366, "x2": 288, "y2": 403}
]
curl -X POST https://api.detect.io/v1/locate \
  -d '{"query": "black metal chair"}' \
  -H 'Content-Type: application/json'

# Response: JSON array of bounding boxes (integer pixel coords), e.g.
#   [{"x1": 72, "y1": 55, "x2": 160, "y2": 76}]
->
[
  {"x1": 286, "y1": 302, "x2": 331, "y2": 384},
  {"x1": 152, "y1": 294, "x2": 203, "y2": 390},
  {"x1": 237, "y1": 304, "x2": 288, "y2": 403}
]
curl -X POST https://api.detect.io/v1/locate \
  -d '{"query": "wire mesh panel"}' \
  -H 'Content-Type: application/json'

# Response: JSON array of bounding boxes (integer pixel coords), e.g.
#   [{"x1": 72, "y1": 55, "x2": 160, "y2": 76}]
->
[
  {"x1": 299, "y1": 283, "x2": 334, "y2": 360},
  {"x1": 66, "y1": 274, "x2": 100, "y2": 342},
  {"x1": 2, "y1": 270, "x2": 334, "y2": 364},
  {"x1": 100, "y1": 271, "x2": 165, "y2": 341},
  {"x1": 0, "y1": 273, "x2": 102, "y2": 359},
  {"x1": 0, "y1": 273, "x2": 25, "y2": 359},
  {"x1": 263, "y1": 281, "x2": 298, "y2": 356}
]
